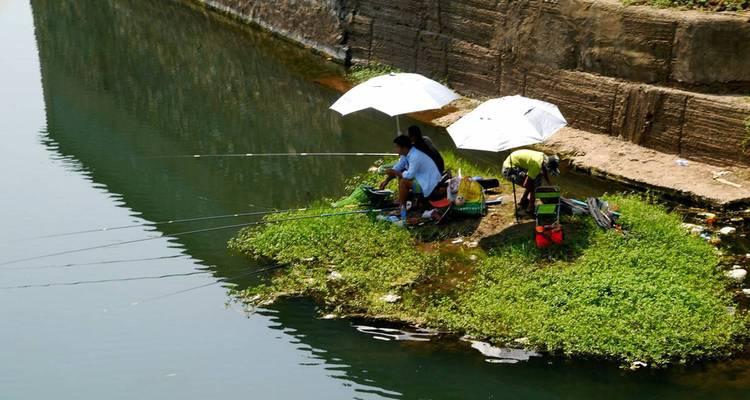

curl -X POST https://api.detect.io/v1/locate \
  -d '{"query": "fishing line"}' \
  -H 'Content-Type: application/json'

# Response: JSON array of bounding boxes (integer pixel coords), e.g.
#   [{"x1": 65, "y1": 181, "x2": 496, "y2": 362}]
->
[
  {"x1": 0, "y1": 271, "x2": 209, "y2": 290},
  {"x1": 150, "y1": 152, "x2": 397, "y2": 159},
  {"x1": 0, "y1": 254, "x2": 187, "y2": 271},
  {"x1": 133, "y1": 263, "x2": 287, "y2": 305},
  {"x1": 0, "y1": 207, "x2": 396, "y2": 267},
  {"x1": 24, "y1": 206, "x2": 312, "y2": 241}
]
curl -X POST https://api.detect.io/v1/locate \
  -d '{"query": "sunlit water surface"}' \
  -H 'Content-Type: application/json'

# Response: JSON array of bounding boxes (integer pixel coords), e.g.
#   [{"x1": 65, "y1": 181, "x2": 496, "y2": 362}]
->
[{"x1": 0, "y1": 1, "x2": 748, "y2": 398}]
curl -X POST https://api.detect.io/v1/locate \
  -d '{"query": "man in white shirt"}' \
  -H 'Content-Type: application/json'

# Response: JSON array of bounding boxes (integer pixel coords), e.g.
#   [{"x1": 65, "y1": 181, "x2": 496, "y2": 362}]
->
[{"x1": 379, "y1": 135, "x2": 442, "y2": 206}]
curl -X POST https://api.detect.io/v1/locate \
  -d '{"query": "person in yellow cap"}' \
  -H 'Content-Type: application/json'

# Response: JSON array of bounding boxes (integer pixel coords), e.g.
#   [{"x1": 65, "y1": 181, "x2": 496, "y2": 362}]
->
[{"x1": 502, "y1": 150, "x2": 560, "y2": 215}]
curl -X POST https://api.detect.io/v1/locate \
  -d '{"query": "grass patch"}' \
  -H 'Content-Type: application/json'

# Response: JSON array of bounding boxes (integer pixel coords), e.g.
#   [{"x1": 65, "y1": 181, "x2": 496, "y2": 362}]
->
[
  {"x1": 228, "y1": 158, "x2": 748, "y2": 367},
  {"x1": 743, "y1": 116, "x2": 750, "y2": 153},
  {"x1": 347, "y1": 63, "x2": 401, "y2": 84},
  {"x1": 623, "y1": 0, "x2": 749, "y2": 10}
]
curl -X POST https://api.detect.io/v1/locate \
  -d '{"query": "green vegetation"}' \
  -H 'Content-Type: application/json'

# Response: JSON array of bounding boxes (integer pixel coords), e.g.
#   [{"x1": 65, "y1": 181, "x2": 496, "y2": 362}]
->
[
  {"x1": 228, "y1": 158, "x2": 748, "y2": 367},
  {"x1": 743, "y1": 116, "x2": 750, "y2": 152},
  {"x1": 624, "y1": 0, "x2": 749, "y2": 10},
  {"x1": 347, "y1": 63, "x2": 401, "y2": 84}
]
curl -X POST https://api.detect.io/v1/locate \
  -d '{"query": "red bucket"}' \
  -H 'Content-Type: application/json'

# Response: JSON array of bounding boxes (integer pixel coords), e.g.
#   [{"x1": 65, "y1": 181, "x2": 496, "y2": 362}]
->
[{"x1": 535, "y1": 225, "x2": 564, "y2": 249}]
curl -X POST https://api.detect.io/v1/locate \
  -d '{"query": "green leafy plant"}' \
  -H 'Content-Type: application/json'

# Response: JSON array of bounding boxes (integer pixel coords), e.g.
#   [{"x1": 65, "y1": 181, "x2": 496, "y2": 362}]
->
[
  {"x1": 347, "y1": 63, "x2": 401, "y2": 84},
  {"x1": 743, "y1": 116, "x2": 750, "y2": 153},
  {"x1": 228, "y1": 158, "x2": 749, "y2": 367},
  {"x1": 623, "y1": 0, "x2": 749, "y2": 11}
]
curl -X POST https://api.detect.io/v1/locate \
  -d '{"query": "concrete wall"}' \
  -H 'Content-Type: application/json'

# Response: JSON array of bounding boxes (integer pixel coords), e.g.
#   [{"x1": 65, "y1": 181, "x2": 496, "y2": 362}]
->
[{"x1": 195, "y1": 0, "x2": 750, "y2": 166}]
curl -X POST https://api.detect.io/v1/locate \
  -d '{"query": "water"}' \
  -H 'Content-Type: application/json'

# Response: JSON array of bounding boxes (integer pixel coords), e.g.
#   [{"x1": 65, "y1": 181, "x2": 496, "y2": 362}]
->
[{"x1": 1, "y1": 0, "x2": 748, "y2": 398}]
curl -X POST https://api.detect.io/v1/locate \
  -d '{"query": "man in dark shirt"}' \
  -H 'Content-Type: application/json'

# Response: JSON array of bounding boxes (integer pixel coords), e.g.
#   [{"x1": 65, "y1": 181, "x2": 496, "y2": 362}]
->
[{"x1": 408, "y1": 125, "x2": 444, "y2": 174}]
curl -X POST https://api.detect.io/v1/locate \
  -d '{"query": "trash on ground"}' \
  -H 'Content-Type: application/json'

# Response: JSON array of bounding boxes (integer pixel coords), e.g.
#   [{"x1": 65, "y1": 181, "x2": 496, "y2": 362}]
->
[
  {"x1": 725, "y1": 269, "x2": 747, "y2": 283},
  {"x1": 380, "y1": 293, "x2": 401, "y2": 303}
]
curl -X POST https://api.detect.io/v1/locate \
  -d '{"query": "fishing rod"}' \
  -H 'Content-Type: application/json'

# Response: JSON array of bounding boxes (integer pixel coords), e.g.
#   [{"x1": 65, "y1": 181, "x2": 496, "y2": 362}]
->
[
  {"x1": 0, "y1": 254, "x2": 187, "y2": 271},
  {"x1": 133, "y1": 263, "x2": 287, "y2": 305},
  {"x1": 25, "y1": 206, "x2": 311, "y2": 241},
  {"x1": 0, "y1": 207, "x2": 396, "y2": 267},
  {"x1": 0, "y1": 271, "x2": 209, "y2": 290},
  {"x1": 150, "y1": 152, "x2": 397, "y2": 159}
]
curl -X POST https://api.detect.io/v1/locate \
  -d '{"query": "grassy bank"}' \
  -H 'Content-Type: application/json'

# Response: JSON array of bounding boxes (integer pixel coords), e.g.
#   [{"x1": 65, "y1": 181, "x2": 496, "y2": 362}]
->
[
  {"x1": 624, "y1": 0, "x2": 749, "y2": 11},
  {"x1": 228, "y1": 157, "x2": 748, "y2": 367}
]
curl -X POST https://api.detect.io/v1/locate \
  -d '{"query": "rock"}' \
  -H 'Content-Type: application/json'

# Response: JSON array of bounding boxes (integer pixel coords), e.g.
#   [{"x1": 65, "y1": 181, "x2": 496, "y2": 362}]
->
[
  {"x1": 629, "y1": 361, "x2": 648, "y2": 370},
  {"x1": 681, "y1": 223, "x2": 704, "y2": 235},
  {"x1": 469, "y1": 255, "x2": 478, "y2": 261},
  {"x1": 731, "y1": 265, "x2": 744, "y2": 270},
  {"x1": 451, "y1": 238, "x2": 464, "y2": 244},
  {"x1": 719, "y1": 227, "x2": 737, "y2": 236},
  {"x1": 742, "y1": 289, "x2": 750, "y2": 297},
  {"x1": 321, "y1": 314, "x2": 337, "y2": 320},
  {"x1": 465, "y1": 241, "x2": 479, "y2": 248},
  {"x1": 380, "y1": 293, "x2": 401, "y2": 303},
  {"x1": 327, "y1": 271, "x2": 343, "y2": 281},
  {"x1": 725, "y1": 269, "x2": 747, "y2": 283}
]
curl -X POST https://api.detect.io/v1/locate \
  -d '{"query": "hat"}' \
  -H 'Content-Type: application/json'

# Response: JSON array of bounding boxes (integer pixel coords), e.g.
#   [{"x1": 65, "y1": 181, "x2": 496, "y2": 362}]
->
[{"x1": 545, "y1": 155, "x2": 561, "y2": 176}]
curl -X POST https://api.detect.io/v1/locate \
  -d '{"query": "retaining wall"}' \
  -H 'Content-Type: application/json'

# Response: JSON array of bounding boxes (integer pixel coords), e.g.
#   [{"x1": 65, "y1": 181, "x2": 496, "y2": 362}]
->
[{"x1": 197, "y1": 0, "x2": 750, "y2": 166}]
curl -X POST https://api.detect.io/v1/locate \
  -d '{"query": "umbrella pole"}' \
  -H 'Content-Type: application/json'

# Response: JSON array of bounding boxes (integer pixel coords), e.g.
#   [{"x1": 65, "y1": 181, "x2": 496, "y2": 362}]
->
[
  {"x1": 396, "y1": 115, "x2": 401, "y2": 136},
  {"x1": 510, "y1": 158, "x2": 519, "y2": 224},
  {"x1": 512, "y1": 181, "x2": 519, "y2": 224}
]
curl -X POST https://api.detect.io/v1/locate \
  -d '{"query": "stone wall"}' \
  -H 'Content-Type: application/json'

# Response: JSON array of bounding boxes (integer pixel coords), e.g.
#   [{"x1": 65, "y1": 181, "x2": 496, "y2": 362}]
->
[{"x1": 194, "y1": 0, "x2": 750, "y2": 166}]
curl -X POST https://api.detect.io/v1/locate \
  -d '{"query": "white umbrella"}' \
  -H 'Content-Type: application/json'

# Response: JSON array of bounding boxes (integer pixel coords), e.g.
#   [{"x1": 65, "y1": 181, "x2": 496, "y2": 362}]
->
[
  {"x1": 447, "y1": 95, "x2": 566, "y2": 152},
  {"x1": 447, "y1": 95, "x2": 567, "y2": 223},
  {"x1": 330, "y1": 72, "x2": 459, "y2": 133}
]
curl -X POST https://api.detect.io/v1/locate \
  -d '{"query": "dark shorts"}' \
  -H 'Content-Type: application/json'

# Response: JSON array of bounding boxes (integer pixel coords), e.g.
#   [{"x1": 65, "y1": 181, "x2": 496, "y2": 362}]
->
[{"x1": 502, "y1": 167, "x2": 542, "y2": 187}]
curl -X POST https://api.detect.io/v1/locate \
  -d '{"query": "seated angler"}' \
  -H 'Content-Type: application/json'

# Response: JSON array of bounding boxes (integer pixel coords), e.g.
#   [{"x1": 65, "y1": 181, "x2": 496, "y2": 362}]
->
[
  {"x1": 407, "y1": 125, "x2": 444, "y2": 174},
  {"x1": 379, "y1": 135, "x2": 442, "y2": 208},
  {"x1": 501, "y1": 149, "x2": 560, "y2": 215}
]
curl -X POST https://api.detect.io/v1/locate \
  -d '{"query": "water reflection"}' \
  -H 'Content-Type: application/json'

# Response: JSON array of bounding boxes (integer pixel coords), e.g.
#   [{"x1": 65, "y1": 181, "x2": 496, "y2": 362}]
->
[{"x1": 28, "y1": 0, "x2": 750, "y2": 398}]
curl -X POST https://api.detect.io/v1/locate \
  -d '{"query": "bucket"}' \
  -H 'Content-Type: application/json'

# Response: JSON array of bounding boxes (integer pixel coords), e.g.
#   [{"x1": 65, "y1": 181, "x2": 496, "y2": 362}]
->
[{"x1": 535, "y1": 225, "x2": 564, "y2": 249}]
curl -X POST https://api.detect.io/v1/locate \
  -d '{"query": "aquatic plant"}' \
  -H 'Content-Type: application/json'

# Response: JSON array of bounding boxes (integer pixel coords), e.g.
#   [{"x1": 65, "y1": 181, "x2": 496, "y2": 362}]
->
[{"x1": 228, "y1": 160, "x2": 748, "y2": 367}]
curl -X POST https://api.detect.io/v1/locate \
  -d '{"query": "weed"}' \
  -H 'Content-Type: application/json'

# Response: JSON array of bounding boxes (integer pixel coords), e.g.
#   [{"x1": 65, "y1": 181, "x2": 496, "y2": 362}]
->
[
  {"x1": 623, "y1": 0, "x2": 749, "y2": 11},
  {"x1": 228, "y1": 159, "x2": 749, "y2": 366},
  {"x1": 347, "y1": 63, "x2": 401, "y2": 84}
]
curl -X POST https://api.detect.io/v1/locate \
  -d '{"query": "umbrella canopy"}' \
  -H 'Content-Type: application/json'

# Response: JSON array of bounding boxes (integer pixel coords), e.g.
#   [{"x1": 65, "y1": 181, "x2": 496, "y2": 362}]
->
[
  {"x1": 330, "y1": 72, "x2": 460, "y2": 117},
  {"x1": 447, "y1": 95, "x2": 567, "y2": 152}
]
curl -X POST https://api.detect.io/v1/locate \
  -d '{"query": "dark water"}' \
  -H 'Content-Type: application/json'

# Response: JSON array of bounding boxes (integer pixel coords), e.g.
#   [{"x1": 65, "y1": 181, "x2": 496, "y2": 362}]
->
[{"x1": 1, "y1": 0, "x2": 748, "y2": 398}]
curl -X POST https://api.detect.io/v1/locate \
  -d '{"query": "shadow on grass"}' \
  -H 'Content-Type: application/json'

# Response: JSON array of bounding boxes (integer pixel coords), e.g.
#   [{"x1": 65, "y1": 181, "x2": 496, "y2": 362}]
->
[
  {"x1": 478, "y1": 216, "x2": 600, "y2": 263},
  {"x1": 412, "y1": 216, "x2": 482, "y2": 242}
]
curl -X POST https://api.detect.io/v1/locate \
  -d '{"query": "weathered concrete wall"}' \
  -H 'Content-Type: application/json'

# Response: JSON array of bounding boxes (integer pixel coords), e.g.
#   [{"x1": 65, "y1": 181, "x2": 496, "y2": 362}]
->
[
  {"x1": 194, "y1": 0, "x2": 750, "y2": 166},
  {"x1": 195, "y1": 0, "x2": 355, "y2": 60}
]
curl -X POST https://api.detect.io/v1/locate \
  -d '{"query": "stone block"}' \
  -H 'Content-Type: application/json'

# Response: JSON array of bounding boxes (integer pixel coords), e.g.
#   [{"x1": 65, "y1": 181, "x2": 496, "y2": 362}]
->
[
  {"x1": 681, "y1": 97, "x2": 750, "y2": 166},
  {"x1": 525, "y1": 70, "x2": 618, "y2": 135},
  {"x1": 370, "y1": 21, "x2": 419, "y2": 71},
  {"x1": 446, "y1": 39, "x2": 500, "y2": 95},
  {"x1": 672, "y1": 16, "x2": 750, "y2": 86}
]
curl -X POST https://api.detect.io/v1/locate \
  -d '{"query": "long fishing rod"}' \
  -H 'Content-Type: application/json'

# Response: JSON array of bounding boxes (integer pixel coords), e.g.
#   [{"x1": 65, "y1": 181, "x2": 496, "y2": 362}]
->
[
  {"x1": 0, "y1": 254, "x2": 187, "y2": 271},
  {"x1": 150, "y1": 152, "x2": 397, "y2": 159},
  {"x1": 133, "y1": 263, "x2": 287, "y2": 305},
  {"x1": 0, "y1": 271, "x2": 209, "y2": 290},
  {"x1": 0, "y1": 207, "x2": 396, "y2": 267},
  {"x1": 25, "y1": 206, "x2": 311, "y2": 241}
]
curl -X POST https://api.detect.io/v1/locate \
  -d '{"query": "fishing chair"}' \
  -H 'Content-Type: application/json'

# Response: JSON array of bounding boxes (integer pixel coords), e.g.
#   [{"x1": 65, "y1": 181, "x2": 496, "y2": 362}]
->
[{"x1": 534, "y1": 186, "x2": 563, "y2": 248}]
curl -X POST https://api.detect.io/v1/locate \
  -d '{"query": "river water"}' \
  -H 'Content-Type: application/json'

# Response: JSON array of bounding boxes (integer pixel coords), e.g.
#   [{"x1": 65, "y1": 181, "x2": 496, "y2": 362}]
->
[{"x1": 1, "y1": 0, "x2": 748, "y2": 398}]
